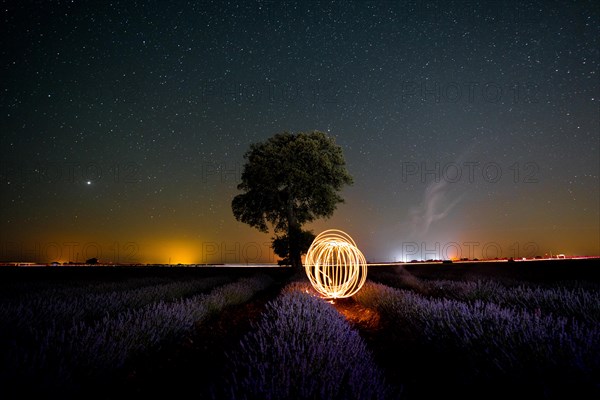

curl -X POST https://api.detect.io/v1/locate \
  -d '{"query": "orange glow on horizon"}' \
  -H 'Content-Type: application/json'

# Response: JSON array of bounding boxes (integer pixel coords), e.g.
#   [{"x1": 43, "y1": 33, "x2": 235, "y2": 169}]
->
[{"x1": 143, "y1": 240, "x2": 201, "y2": 264}]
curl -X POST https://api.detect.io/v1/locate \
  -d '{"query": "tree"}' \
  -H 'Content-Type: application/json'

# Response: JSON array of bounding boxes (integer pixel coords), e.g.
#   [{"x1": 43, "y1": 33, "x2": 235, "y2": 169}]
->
[
  {"x1": 272, "y1": 229, "x2": 316, "y2": 265},
  {"x1": 232, "y1": 131, "x2": 353, "y2": 268}
]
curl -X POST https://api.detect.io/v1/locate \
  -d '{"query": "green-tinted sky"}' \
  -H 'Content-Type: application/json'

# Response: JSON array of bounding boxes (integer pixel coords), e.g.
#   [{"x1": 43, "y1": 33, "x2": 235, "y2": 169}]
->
[{"x1": 1, "y1": 1, "x2": 598, "y2": 263}]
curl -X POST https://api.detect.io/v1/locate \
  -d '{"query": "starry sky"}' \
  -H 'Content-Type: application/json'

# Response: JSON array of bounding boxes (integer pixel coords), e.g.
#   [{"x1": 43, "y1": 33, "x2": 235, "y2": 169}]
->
[{"x1": 1, "y1": 0, "x2": 598, "y2": 264}]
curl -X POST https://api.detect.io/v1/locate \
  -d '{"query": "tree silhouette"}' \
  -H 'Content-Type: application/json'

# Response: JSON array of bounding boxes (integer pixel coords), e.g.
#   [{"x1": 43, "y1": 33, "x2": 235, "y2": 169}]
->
[
  {"x1": 272, "y1": 229, "x2": 316, "y2": 265},
  {"x1": 232, "y1": 131, "x2": 353, "y2": 268}
]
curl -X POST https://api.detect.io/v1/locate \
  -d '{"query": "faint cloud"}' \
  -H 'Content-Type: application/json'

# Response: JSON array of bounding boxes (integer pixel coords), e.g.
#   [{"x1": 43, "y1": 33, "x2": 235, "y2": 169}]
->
[{"x1": 409, "y1": 179, "x2": 464, "y2": 239}]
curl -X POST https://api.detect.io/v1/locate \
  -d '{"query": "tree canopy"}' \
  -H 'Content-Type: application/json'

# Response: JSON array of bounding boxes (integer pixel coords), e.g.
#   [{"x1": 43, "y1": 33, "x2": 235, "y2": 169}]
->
[
  {"x1": 232, "y1": 130, "x2": 353, "y2": 268},
  {"x1": 271, "y1": 229, "x2": 316, "y2": 266}
]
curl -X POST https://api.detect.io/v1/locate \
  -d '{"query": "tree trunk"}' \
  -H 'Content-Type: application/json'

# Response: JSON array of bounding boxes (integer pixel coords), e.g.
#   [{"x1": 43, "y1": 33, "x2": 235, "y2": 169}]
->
[{"x1": 287, "y1": 200, "x2": 302, "y2": 269}]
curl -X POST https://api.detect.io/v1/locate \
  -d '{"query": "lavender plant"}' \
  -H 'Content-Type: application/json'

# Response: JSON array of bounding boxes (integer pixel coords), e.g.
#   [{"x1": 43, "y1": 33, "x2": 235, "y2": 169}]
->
[
  {"x1": 0, "y1": 275, "x2": 273, "y2": 396},
  {"x1": 0, "y1": 276, "x2": 230, "y2": 335},
  {"x1": 355, "y1": 281, "x2": 600, "y2": 390},
  {"x1": 371, "y1": 267, "x2": 600, "y2": 324},
  {"x1": 423, "y1": 279, "x2": 600, "y2": 324},
  {"x1": 221, "y1": 288, "x2": 393, "y2": 400}
]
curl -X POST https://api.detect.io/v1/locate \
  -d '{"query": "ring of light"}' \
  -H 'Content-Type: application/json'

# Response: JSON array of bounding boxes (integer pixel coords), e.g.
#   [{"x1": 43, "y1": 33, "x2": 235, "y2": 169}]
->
[{"x1": 304, "y1": 229, "x2": 367, "y2": 299}]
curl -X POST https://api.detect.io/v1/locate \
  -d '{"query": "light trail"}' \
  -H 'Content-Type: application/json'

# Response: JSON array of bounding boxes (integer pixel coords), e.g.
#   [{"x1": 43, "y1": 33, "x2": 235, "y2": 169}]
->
[{"x1": 304, "y1": 229, "x2": 367, "y2": 299}]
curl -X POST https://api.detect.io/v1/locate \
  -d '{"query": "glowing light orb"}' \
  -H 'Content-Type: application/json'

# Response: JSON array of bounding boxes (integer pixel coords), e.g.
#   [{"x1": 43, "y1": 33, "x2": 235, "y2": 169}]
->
[{"x1": 304, "y1": 229, "x2": 367, "y2": 299}]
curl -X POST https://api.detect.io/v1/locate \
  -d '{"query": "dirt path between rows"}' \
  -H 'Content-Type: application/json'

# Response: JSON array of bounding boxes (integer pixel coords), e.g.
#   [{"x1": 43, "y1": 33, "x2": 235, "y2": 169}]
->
[{"x1": 332, "y1": 298, "x2": 407, "y2": 396}]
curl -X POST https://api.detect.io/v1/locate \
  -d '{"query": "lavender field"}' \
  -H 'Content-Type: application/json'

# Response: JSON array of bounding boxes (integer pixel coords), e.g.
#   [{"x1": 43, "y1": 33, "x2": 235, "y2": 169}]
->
[{"x1": 0, "y1": 262, "x2": 599, "y2": 399}]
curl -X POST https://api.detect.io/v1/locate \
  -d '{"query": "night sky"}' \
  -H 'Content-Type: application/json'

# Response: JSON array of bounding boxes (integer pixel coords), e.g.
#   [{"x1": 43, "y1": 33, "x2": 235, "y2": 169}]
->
[{"x1": 1, "y1": 1, "x2": 598, "y2": 264}]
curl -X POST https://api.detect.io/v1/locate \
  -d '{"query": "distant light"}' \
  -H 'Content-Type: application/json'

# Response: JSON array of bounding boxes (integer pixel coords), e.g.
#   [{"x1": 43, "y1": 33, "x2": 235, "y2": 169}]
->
[
  {"x1": 87, "y1": 181, "x2": 91, "y2": 185},
  {"x1": 304, "y1": 229, "x2": 367, "y2": 299}
]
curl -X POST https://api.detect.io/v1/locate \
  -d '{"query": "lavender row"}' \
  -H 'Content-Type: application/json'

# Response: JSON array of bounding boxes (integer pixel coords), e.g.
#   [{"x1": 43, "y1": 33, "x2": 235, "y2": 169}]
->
[
  {"x1": 0, "y1": 276, "x2": 176, "y2": 301},
  {"x1": 0, "y1": 276, "x2": 230, "y2": 334},
  {"x1": 354, "y1": 281, "x2": 600, "y2": 386},
  {"x1": 371, "y1": 268, "x2": 600, "y2": 324},
  {"x1": 220, "y1": 286, "x2": 393, "y2": 400},
  {"x1": 422, "y1": 279, "x2": 600, "y2": 324},
  {"x1": 1, "y1": 275, "x2": 273, "y2": 395}
]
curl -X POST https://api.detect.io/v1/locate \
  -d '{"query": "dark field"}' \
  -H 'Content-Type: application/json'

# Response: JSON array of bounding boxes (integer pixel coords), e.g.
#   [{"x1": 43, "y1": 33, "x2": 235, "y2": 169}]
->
[{"x1": 1, "y1": 260, "x2": 599, "y2": 399}]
